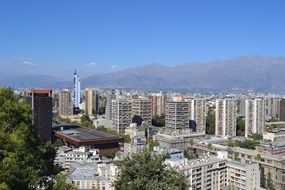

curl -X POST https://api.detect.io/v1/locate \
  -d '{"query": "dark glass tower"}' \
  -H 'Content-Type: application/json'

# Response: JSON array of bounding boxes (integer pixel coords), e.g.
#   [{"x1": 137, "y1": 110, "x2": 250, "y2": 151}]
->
[{"x1": 26, "y1": 89, "x2": 52, "y2": 141}]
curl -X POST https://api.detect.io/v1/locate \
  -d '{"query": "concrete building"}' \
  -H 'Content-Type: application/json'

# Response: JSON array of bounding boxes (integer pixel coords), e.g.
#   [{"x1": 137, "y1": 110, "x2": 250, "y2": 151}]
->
[
  {"x1": 245, "y1": 98, "x2": 265, "y2": 138},
  {"x1": 85, "y1": 88, "x2": 99, "y2": 116},
  {"x1": 165, "y1": 101, "x2": 190, "y2": 129},
  {"x1": 166, "y1": 155, "x2": 228, "y2": 190},
  {"x1": 148, "y1": 93, "x2": 167, "y2": 117},
  {"x1": 279, "y1": 98, "x2": 285, "y2": 121},
  {"x1": 229, "y1": 147, "x2": 285, "y2": 190},
  {"x1": 59, "y1": 90, "x2": 73, "y2": 116},
  {"x1": 189, "y1": 99, "x2": 207, "y2": 134},
  {"x1": 263, "y1": 128, "x2": 285, "y2": 142},
  {"x1": 26, "y1": 89, "x2": 52, "y2": 141},
  {"x1": 105, "y1": 90, "x2": 116, "y2": 120},
  {"x1": 265, "y1": 97, "x2": 281, "y2": 120},
  {"x1": 131, "y1": 98, "x2": 151, "y2": 126},
  {"x1": 111, "y1": 99, "x2": 132, "y2": 133},
  {"x1": 227, "y1": 161, "x2": 260, "y2": 190},
  {"x1": 215, "y1": 98, "x2": 237, "y2": 137}
]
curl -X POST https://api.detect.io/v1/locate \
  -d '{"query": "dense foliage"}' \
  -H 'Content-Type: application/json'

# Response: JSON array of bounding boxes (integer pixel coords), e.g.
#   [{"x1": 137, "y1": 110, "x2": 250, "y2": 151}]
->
[
  {"x1": 80, "y1": 115, "x2": 94, "y2": 128},
  {"x1": 206, "y1": 107, "x2": 215, "y2": 134},
  {"x1": 114, "y1": 149, "x2": 188, "y2": 190},
  {"x1": 0, "y1": 88, "x2": 60, "y2": 190},
  {"x1": 236, "y1": 116, "x2": 245, "y2": 136},
  {"x1": 151, "y1": 114, "x2": 165, "y2": 127}
]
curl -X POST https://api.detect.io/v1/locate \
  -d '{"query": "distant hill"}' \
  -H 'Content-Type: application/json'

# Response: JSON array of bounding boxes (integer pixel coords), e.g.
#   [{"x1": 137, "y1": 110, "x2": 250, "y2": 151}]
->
[
  {"x1": 1, "y1": 55, "x2": 285, "y2": 92},
  {"x1": 82, "y1": 55, "x2": 285, "y2": 92}
]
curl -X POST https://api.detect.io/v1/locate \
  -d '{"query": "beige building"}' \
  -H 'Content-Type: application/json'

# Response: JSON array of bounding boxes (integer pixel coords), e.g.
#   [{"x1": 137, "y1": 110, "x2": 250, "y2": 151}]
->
[
  {"x1": 148, "y1": 93, "x2": 167, "y2": 117},
  {"x1": 131, "y1": 98, "x2": 151, "y2": 126},
  {"x1": 189, "y1": 98, "x2": 207, "y2": 134},
  {"x1": 245, "y1": 98, "x2": 265, "y2": 137},
  {"x1": 215, "y1": 98, "x2": 236, "y2": 137},
  {"x1": 59, "y1": 90, "x2": 73, "y2": 116},
  {"x1": 85, "y1": 88, "x2": 99, "y2": 116},
  {"x1": 111, "y1": 99, "x2": 132, "y2": 133}
]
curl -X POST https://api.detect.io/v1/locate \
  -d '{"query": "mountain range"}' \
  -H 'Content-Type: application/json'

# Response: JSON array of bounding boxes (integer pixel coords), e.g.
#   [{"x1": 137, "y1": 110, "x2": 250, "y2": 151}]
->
[{"x1": 1, "y1": 55, "x2": 285, "y2": 92}]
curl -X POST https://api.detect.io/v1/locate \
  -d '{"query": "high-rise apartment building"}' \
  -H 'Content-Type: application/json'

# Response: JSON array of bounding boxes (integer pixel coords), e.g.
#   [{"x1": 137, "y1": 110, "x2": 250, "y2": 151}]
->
[
  {"x1": 112, "y1": 99, "x2": 132, "y2": 133},
  {"x1": 148, "y1": 93, "x2": 167, "y2": 117},
  {"x1": 85, "y1": 88, "x2": 99, "y2": 116},
  {"x1": 105, "y1": 90, "x2": 116, "y2": 120},
  {"x1": 189, "y1": 99, "x2": 206, "y2": 134},
  {"x1": 165, "y1": 101, "x2": 190, "y2": 129},
  {"x1": 215, "y1": 98, "x2": 237, "y2": 137},
  {"x1": 131, "y1": 98, "x2": 151, "y2": 126},
  {"x1": 279, "y1": 98, "x2": 285, "y2": 121},
  {"x1": 73, "y1": 70, "x2": 81, "y2": 114},
  {"x1": 245, "y1": 98, "x2": 265, "y2": 138},
  {"x1": 59, "y1": 90, "x2": 73, "y2": 116},
  {"x1": 26, "y1": 89, "x2": 52, "y2": 141},
  {"x1": 265, "y1": 97, "x2": 281, "y2": 120}
]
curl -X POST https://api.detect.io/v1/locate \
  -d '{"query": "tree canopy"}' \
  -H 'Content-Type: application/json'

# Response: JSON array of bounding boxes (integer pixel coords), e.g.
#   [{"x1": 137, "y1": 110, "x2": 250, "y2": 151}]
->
[
  {"x1": 113, "y1": 149, "x2": 188, "y2": 190},
  {"x1": 0, "y1": 88, "x2": 60, "y2": 190}
]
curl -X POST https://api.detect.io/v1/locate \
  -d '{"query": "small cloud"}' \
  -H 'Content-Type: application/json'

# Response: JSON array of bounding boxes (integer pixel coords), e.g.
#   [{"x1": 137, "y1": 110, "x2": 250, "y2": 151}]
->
[
  {"x1": 111, "y1": 64, "x2": 118, "y2": 69},
  {"x1": 87, "y1": 62, "x2": 97, "y2": 67},
  {"x1": 22, "y1": 60, "x2": 36, "y2": 66}
]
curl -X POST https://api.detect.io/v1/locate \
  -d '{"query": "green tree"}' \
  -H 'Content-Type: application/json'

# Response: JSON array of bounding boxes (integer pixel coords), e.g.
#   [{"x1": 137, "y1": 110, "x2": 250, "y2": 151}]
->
[
  {"x1": 206, "y1": 108, "x2": 215, "y2": 134},
  {"x1": 114, "y1": 149, "x2": 188, "y2": 190},
  {"x1": 151, "y1": 114, "x2": 165, "y2": 127},
  {"x1": 0, "y1": 88, "x2": 60, "y2": 189},
  {"x1": 54, "y1": 173, "x2": 77, "y2": 190},
  {"x1": 147, "y1": 139, "x2": 159, "y2": 151},
  {"x1": 80, "y1": 115, "x2": 94, "y2": 128},
  {"x1": 266, "y1": 172, "x2": 275, "y2": 190},
  {"x1": 236, "y1": 116, "x2": 245, "y2": 136}
]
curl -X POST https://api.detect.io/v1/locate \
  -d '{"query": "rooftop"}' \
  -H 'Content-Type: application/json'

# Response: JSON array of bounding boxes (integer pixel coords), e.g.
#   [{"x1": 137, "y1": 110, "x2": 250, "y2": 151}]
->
[{"x1": 53, "y1": 124, "x2": 123, "y2": 146}]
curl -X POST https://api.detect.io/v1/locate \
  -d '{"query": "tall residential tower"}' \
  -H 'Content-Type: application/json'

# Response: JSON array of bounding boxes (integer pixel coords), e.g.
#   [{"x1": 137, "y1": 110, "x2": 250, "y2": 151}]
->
[{"x1": 73, "y1": 70, "x2": 81, "y2": 114}]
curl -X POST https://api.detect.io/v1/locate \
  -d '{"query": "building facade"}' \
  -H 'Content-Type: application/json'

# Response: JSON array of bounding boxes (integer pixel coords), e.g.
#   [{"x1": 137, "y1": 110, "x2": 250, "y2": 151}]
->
[
  {"x1": 215, "y1": 98, "x2": 236, "y2": 137},
  {"x1": 189, "y1": 99, "x2": 207, "y2": 134},
  {"x1": 131, "y1": 98, "x2": 151, "y2": 126},
  {"x1": 111, "y1": 99, "x2": 132, "y2": 133},
  {"x1": 245, "y1": 98, "x2": 265, "y2": 137},
  {"x1": 148, "y1": 93, "x2": 167, "y2": 117},
  {"x1": 85, "y1": 88, "x2": 99, "y2": 116},
  {"x1": 165, "y1": 101, "x2": 190, "y2": 129},
  {"x1": 26, "y1": 89, "x2": 52, "y2": 141},
  {"x1": 73, "y1": 70, "x2": 81, "y2": 114},
  {"x1": 59, "y1": 90, "x2": 73, "y2": 116}
]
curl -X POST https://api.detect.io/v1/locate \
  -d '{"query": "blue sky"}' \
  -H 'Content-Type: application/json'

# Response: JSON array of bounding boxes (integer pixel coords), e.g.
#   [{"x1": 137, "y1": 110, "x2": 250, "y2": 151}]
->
[{"x1": 0, "y1": 0, "x2": 284, "y2": 77}]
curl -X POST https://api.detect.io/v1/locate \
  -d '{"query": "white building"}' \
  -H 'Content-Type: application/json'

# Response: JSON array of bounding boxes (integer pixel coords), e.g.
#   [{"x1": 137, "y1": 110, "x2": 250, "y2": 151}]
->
[
  {"x1": 166, "y1": 154, "x2": 228, "y2": 190},
  {"x1": 73, "y1": 70, "x2": 81, "y2": 113},
  {"x1": 263, "y1": 129, "x2": 285, "y2": 142},
  {"x1": 245, "y1": 98, "x2": 265, "y2": 137},
  {"x1": 215, "y1": 98, "x2": 237, "y2": 137},
  {"x1": 227, "y1": 161, "x2": 260, "y2": 190}
]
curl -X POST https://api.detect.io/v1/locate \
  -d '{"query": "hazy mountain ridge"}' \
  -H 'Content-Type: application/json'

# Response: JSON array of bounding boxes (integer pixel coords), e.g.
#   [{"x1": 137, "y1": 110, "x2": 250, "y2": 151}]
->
[{"x1": 1, "y1": 55, "x2": 285, "y2": 92}]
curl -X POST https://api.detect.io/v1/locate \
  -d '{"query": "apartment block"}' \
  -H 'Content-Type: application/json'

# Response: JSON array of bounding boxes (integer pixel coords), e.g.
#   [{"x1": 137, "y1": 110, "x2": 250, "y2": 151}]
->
[
  {"x1": 111, "y1": 99, "x2": 132, "y2": 133},
  {"x1": 165, "y1": 101, "x2": 190, "y2": 129},
  {"x1": 245, "y1": 98, "x2": 265, "y2": 137},
  {"x1": 189, "y1": 99, "x2": 207, "y2": 134},
  {"x1": 131, "y1": 98, "x2": 151, "y2": 126},
  {"x1": 215, "y1": 98, "x2": 237, "y2": 137}
]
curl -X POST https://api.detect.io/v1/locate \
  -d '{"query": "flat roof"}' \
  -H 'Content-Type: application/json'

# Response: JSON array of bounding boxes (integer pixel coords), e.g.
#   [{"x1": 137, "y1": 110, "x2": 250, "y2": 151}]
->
[{"x1": 53, "y1": 125, "x2": 123, "y2": 146}]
